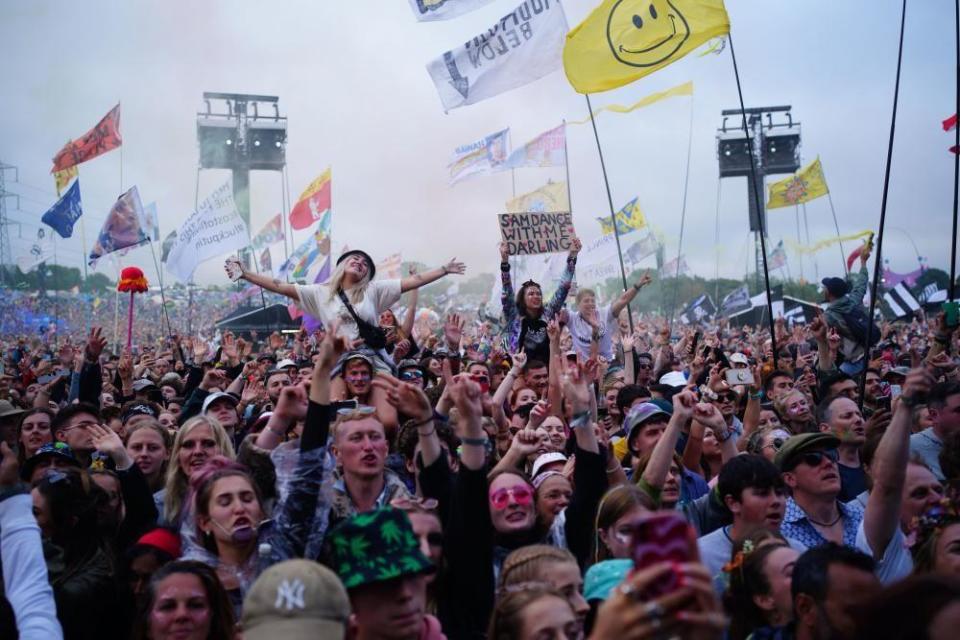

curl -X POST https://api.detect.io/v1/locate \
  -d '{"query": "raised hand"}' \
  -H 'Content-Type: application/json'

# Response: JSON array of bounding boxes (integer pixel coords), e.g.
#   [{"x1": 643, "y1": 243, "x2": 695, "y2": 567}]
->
[
  {"x1": 449, "y1": 373, "x2": 483, "y2": 422},
  {"x1": 562, "y1": 362, "x2": 592, "y2": 415},
  {"x1": 393, "y1": 339, "x2": 412, "y2": 360},
  {"x1": 510, "y1": 349, "x2": 528, "y2": 375},
  {"x1": 269, "y1": 332, "x2": 284, "y2": 351},
  {"x1": 84, "y1": 326, "x2": 107, "y2": 362},
  {"x1": 193, "y1": 337, "x2": 209, "y2": 362},
  {"x1": 692, "y1": 402, "x2": 727, "y2": 433},
  {"x1": 317, "y1": 322, "x2": 352, "y2": 370},
  {"x1": 88, "y1": 423, "x2": 132, "y2": 468},
  {"x1": 568, "y1": 235, "x2": 582, "y2": 257},
  {"x1": 546, "y1": 318, "x2": 561, "y2": 344},
  {"x1": 275, "y1": 383, "x2": 309, "y2": 421},
  {"x1": 510, "y1": 428, "x2": 542, "y2": 457},
  {"x1": 499, "y1": 241, "x2": 510, "y2": 262},
  {"x1": 672, "y1": 389, "x2": 697, "y2": 421},
  {"x1": 199, "y1": 368, "x2": 229, "y2": 392},
  {"x1": 372, "y1": 373, "x2": 432, "y2": 422},
  {"x1": 444, "y1": 313, "x2": 464, "y2": 349},
  {"x1": 634, "y1": 271, "x2": 653, "y2": 288},
  {"x1": 443, "y1": 257, "x2": 466, "y2": 275},
  {"x1": 241, "y1": 380, "x2": 264, "y2": 405},
  {"x1": 527, "y1": 399, "x2": 551, "y2": 429}
]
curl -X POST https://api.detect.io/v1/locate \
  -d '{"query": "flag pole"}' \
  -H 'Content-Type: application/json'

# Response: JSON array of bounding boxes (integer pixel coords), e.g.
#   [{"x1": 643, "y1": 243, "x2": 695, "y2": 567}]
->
[
  {"x1": 509, "y1": 129, "x2": 517, "y2": 198},
  {"x1": 825, "y1": 190, "x2": 848, "y2": 275},
  {"x1": 727, "y1": 33, "x2": 778, "y2": 358},
  {"x1": 794, "y1": 206, "x2": 804, "y2": 282},
  {"x1": 951, "y1": 0, "x2": 959, "y2": 300},
  {"x1": 148, "y1": 240, "x2": 173, "y2": 337},
  {"x1": 280, "y1": 167, "x2": 291, "y2": 266},
  {"x1": 861, "y1": 0, "x2": 907, "y2": 407},
  {"x1": 584, "y1": 94, "x2": 633, "y2": 331},
  {"x1": 802, "y1": 203, "x2": 819, "y2": 281},
  {"x1": 714, "y1": 180, "x2": 722, "y2": 308},
  {"x1": 562, "y1": 120, "x2": 573, "y2": 214},
  {"x1": 667, "y1": 93, "x2": 696, "y2": 332}
]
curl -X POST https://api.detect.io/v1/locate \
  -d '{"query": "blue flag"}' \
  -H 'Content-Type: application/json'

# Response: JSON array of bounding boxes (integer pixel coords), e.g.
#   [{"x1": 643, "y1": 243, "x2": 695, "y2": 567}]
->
[{"x1": 41, "y1": 180, "x2": 82, "y2": 238}]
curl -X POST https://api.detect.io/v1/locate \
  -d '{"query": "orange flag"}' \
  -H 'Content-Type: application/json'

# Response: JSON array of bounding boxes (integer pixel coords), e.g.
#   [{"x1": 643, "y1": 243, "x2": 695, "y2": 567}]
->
[{"x1": 51, "y1": 104, "x2": 122, "y2": 173}]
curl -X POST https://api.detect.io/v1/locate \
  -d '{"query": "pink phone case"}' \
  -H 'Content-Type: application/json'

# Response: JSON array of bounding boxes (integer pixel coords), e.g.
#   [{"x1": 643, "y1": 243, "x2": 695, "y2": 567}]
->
[{"x1": 629, "y1": 513, "x2": 695, "y2": 598}]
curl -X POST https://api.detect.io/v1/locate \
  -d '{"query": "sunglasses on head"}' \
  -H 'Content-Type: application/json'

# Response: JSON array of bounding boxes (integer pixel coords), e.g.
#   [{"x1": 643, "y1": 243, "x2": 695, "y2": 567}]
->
[
  {"x1": 336, "y1": 405, "x2": 376, "y2": 417},
  {"x1": 489, "y1": 485, "x2": 534, "y2": 510},
  {"x1": 791, "y1": 449, "x2": 839, "y2": 469},
  {"x1": 763, "y1": 437, "x2": 786, "y2": 451}
]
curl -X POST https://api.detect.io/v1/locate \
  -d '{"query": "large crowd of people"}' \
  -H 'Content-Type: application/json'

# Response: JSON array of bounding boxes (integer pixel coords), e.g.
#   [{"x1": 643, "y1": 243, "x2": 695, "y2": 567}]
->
[{"x1": 2, "y1": 241, "x2": 960, "y2": 640}]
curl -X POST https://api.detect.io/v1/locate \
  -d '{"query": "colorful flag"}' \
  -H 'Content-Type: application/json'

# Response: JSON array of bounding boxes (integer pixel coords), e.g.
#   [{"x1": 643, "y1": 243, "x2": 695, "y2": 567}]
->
[
  {"x1": 408, "y1": 0, "x2": 496, "y2": 21},
  {"x1": 660, "y1": 255, "x2": 689, "y2": 278},
  {"x1": 160, "y1": 230, "x2": 178, "y2": 262},
  {"x1": 766, "y1": 158, "x2": 829, "y2": 209},
  {"x1": 767, "y1": 240, "x2": 787, "y2": 270},
  {"x1": 624, "y1": 231, "x2": 660, "y2": 263},
  {"x1": 54, "y1": 166, "x2": 78, "y2": 196},
  {"x1": 426, "y1": 0, "x2": 569, "y2": 111},
  {"x1": 377, "y1": 253, "x2": 403, "y2": 279},
  {"x1": 883, "y1": 266, "x2": 925, "y2": 289},
  {"x1": 51, "y1": 104, "x2": 122, "y2": 172},
  {"x1": 89, "y1": 186, "x2": 150, "y2": 265},
  {"x1": 259, "y1": 248, "x2": 273, "y2": 274},
  {"x1": 449, "y1": 129, "x2": 510, "y2": 185},
  {"x1": 506, "y1": 180, "x2": 569, "y2": 213},
  {"x1": 251, "y1": 213, "x2": 284, "y2": 250},
  {"x1": 163, "y1": 181, "x2": 249, "y2": 282},
  {"x1": 597, "y1": 197, "x2": 646, "y2": 235},
  {"x1": 290, "y1": 211, "x2": 332, "y2": 280},
  {"x1": 563, "y1": 0, "x2": 729, "y2": 93},
  {"x1": 720, "y1": 284, "x2": 751, "y2": 315},
  {"x1": 567, "y1": 81, "x2": 693, "y2": 124},
  {"x1": 289, "y1": 168, "x2": 331, "y2": 231},
  {"x1": 41, "y1": 180, "x2": 83, "y2": 239},
  {"x1": 142, "y1": 202, "x2": 161, "y2": 242},
  {"x1": 502, "y1": 124, "x2": 566, "y2": 169},
  {"x1": 943, "y1": 114, "x2": 958, "y2": 153}
]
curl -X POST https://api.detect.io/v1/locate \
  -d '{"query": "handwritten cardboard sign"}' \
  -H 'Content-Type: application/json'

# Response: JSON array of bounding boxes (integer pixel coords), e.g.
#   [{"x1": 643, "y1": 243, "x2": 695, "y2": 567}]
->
[{"x1": 499, "y1": 212, "x2": 575, "y2": 255}]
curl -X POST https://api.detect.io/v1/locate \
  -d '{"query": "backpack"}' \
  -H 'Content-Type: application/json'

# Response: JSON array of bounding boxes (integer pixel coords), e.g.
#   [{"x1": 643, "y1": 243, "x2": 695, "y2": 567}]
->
[{"x1": 837, "y1": 305, "x2": 881, "y2": 347}]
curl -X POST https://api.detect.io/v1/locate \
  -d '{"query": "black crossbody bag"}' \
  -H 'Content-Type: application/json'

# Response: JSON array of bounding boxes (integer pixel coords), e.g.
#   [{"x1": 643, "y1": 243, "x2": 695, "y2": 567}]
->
[{"x1": 337, "y1": 289, "x2": 388, "y2": 350}]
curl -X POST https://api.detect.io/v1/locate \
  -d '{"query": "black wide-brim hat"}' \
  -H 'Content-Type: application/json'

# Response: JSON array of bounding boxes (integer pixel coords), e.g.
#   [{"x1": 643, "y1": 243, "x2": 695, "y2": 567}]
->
[{"x1": 336, "y1": 250, "x2": 376, "y2": 280}]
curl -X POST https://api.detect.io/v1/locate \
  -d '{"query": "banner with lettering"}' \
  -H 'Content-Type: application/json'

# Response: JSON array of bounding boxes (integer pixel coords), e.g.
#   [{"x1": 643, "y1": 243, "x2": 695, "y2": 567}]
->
[
  {"x1": 426, "y1": 0, "x2": 568, "y2": 111},
  {"x1": 499, "y1": 211, "x2": 575, "y2": 255}
]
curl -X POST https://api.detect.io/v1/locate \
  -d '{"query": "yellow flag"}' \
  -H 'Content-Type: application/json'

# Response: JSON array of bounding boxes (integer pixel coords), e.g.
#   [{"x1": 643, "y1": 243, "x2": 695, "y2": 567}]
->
[
  {"x1": 54, "y1": 165, "x2": 78, "y2": 196},
  {"x1": 786, "y1": 230, "x2": 873, "y2": 255},
  {"x1": 597, "y1": 197, "x2": 646, "y2": 234},
  {"x1": 563, "y1": 0, "x2": 730, "y2": 94},
  {"x1": 767, "y1": 157, "x2": 829, "y2": 209},
  {"x1": 567, "y1": 81, "x2": 693, "y2": 124},
  {"x1": 506, "y1": 181, "x2": 570, "y2": 214}
]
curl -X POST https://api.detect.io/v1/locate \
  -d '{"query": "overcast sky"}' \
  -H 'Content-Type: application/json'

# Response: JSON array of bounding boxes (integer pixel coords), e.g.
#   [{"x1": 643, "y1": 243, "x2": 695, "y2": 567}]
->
[{"x1": 2, "y1": 0, "x2": 956, "y2": 290}]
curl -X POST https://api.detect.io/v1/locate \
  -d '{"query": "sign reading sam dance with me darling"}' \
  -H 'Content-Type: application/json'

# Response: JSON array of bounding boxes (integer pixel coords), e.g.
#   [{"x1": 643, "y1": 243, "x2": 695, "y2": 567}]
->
[{"x1": 499, "y1": 211, "x2": 575, "y2": 255}]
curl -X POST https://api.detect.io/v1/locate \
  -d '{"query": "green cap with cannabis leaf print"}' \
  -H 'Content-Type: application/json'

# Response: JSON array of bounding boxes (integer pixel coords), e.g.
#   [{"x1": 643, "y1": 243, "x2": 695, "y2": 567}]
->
[{"x1": 327, "y1": 507, "x2": 434, "y2": 589}]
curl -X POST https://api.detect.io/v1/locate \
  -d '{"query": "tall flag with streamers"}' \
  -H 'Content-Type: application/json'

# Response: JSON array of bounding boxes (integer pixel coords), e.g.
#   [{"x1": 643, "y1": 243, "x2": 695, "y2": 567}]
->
[
  {"x1": 251, "y1": 213, "x2": 284, "y2": 250},
  {"x1": 766, "y1": 158, "x2": 829, "y2": 209},
  {"x1": 597, "y1": 197, "x2": 646, "y2": 235},
  {"x1": 89, "y1": 186, "x2": 150, "y2": 265},
  {"x1": 426, "y1": 0, "x2": 569, "y2": 111},
  {"x1": 506, "y1": 181, "x2": 569, "y2": 213},
  {"x1": 502, "y1": 124, "x2": 566, "y2": 169},
  {"x1": 567, "y1": 81, "x2": 693, "y2": 124},
  {"x1": 51, "y1": 104, "x2": 122, "y2": 172},
  {"x1": 408, "y1": 0, "x2": 496, "y2": 21},
  {"x1": 563, "y1": 0, "x2": 729, "y2": 93},
  {"x1": 449, "y1": 129, "x2": 510, "y2": 185},
  {"x1": 41, "y1": 180, "x2": 83, "y2": 239},
  {"x1": 289, "y1": 168, "x2": 331, "y2": 231},
  {"x1": 54, "y1": 166, "x2": 78, "y2": 196}
]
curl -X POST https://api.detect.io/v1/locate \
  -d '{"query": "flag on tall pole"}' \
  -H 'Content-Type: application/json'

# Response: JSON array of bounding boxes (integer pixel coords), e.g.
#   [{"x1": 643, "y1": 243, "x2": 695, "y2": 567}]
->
[
  {"x1": 766, "y1": 158, "x2": 829, "y2": 209},
  {"x1": 251, "y1": 213, "x2": 284, "y2": 250},
  {"x1": 720, "y1": 284, "x2": 751, "y2": 315},
  {"x1": 289, "y1": 168, "x2": 331, "y2": 231},
  {"x1": 563, "y1": 0, "x2": 729, "y2": 93},
  {"x1": 41, "y1": 180, "x2": 83, "y2": 239},
  {"x1": 566, "y1": 81, "x2": 694, "y2": 124},
  {"x1": 596, "y1": 197, "x2": 646, "y2": 235},
  {"x1": 53, "y1": 166, "x2": 78, "y2": 196},
  {"x1": 505, "y1": 181, "x2": 569, "y2": 213},
  {"x1": 89, "y1": 186, "x2": 151, "y2": 266},
  {"x1": 501, "y1": 124, "x2": 566, "y2": 169},
  {"x1": 448, "y1": 129, "x2": 510, "y2": 185},
  {"x1": 767, "y1": 240, "x2": 787, "y2": 270},
  {"x1": 51, "y1": 104, "x2": 122, "y2": 172},
  {"x1": 426, "y1": 0, "x2": 569, "y2": 110}
]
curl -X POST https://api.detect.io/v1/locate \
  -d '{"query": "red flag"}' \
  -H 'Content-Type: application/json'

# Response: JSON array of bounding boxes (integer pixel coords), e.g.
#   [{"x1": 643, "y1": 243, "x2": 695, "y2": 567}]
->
[
  {"x1": 944, "y1": 113, "x2": 958, "y2": 131},
  {"x1": 51, "y1": 104, "x2": 122, "y2": 173},
  {"x1": 846, "y1": 246, "x2": 863, "y2": 272},
  {"x1": 289, "y1": 168, "x2": 331, "y2": 230}
]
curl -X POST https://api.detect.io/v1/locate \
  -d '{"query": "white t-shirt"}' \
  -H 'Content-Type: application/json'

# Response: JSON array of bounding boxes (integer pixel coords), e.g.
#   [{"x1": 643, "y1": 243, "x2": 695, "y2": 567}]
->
[
  {"x1": 567, "y1": 304, "x2": 617, "y2": 360},
  {"x1": 295, "y1": 279, "x2": 403, "y2": 341},
  {"x1": 855, "y1": 522, "x2": 913, "y2": 585}
]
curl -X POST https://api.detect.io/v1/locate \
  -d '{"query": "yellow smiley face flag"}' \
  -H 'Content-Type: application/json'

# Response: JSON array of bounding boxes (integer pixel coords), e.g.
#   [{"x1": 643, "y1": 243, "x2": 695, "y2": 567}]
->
[{"x1": 564, "y1": 0, "x2": 729, "y2": 93}]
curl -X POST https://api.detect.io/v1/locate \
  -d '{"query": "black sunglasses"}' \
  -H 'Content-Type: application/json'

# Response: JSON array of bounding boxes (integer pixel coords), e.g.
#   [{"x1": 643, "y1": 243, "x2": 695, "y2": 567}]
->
[{"x1": 793, "y1": 449, "x2": 839, "y2": 469}]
